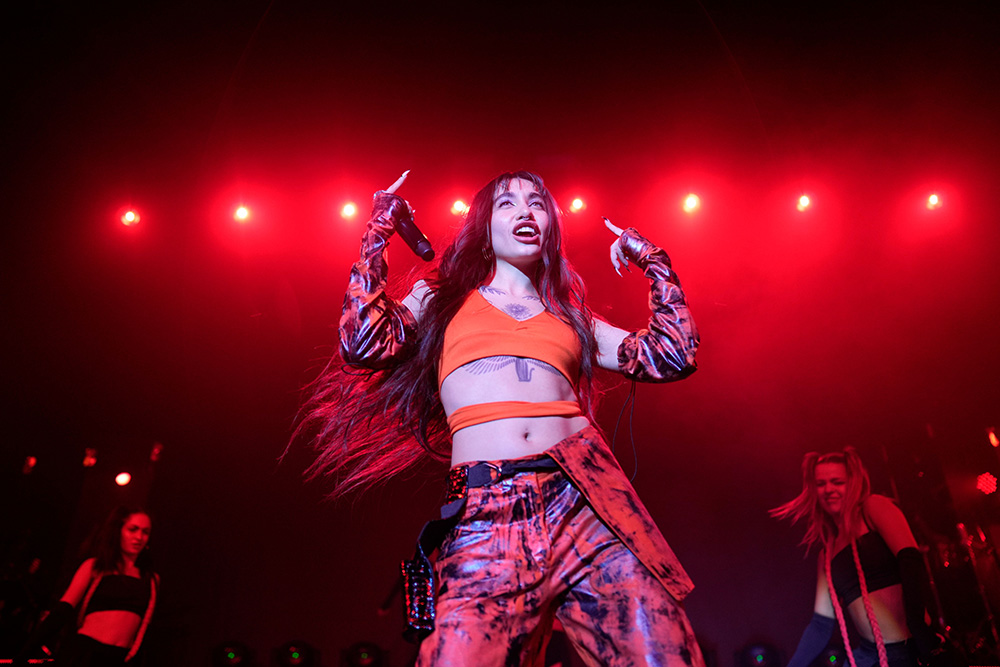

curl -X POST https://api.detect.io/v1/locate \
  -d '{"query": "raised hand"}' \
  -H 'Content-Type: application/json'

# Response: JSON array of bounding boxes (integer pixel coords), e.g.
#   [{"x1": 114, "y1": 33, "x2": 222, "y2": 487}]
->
[{"x1": 604, "y1": 217, "x2": 630, "y2": 276}]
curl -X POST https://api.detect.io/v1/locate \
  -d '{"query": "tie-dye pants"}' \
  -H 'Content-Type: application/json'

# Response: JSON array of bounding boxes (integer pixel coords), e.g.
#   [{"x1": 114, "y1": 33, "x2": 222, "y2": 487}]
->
[{"x1": 416, "y1": 462, "x2": 704, "y2": 667}]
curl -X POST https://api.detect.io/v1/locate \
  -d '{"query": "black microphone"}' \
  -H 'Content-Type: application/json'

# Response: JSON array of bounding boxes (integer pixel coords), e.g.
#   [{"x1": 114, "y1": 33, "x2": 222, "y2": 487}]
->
[{"x1": 389, "y1": 212, "x2": 435, "y2": 262}]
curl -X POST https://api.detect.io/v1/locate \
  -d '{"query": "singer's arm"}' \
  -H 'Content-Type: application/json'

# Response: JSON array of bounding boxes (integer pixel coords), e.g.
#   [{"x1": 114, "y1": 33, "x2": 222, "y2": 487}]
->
[
  {"x1": 338, "y1": 192, "x2": 419, "y2": 369},
  {"x1": 596, "y1": 222, "x2": 699, "y2": 381}
]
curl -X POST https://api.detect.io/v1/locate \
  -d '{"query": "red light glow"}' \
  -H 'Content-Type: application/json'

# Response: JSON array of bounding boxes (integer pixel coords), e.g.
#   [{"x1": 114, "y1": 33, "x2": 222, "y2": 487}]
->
[
  {"x1": 341, "y1": 203, "x2": 358, "y2": 219},
  {"x1": 115, "y1": 472, "x2": 132, "y2": 486},
  {"x1": 234, "y1": 206, "x2": 250, "y2": 221},
  {"x1": 83, "y1": 448, "x2": 97, "y2": 468},
  {"x1": 926, "y1": 194, "x2": 941, "y2": 210},
  {"x1": 977, "y1": 472, "x2": 997, "y2": 495},
  {"x1": 989, "y1": 428, "x2": 999, "y2": 448},
  {"x1": 683, "y1": 194, "x2": 700, "y2": 213},
  {"x1": 570, "y1": 198, "x2": 586, "y2": 213},
  {"x1": 797, "y1": 195, "x2": 811, "y2": 212},
  {"x1": 451, "y1": 200, "x2": 468, "y2": 216},
  {"x1": 121, "y1": 210, "x2": 140, "y2": 226}
]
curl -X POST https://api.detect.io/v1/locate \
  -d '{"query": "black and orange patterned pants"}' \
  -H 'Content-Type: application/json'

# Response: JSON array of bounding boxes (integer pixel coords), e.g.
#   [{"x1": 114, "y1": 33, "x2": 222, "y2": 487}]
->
[{"x1": 416, "y1": 463, "x2": 704, "y2": 667}]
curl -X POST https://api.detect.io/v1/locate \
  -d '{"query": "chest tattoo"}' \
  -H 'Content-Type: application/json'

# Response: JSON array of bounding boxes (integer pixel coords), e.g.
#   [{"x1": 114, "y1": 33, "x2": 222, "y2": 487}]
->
[
  {"x1": 503, "y1": 303, "x2": 533, "y2": 320},
  {"x1": 463, "y1": 356, "x2": 561, "y2": 382}
]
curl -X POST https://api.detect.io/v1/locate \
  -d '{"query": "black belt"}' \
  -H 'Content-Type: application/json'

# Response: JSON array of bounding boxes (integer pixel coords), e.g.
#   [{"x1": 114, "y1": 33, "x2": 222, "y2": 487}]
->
[{"x1": 446, "y1": 455, "x2": 562, "y2": 503}]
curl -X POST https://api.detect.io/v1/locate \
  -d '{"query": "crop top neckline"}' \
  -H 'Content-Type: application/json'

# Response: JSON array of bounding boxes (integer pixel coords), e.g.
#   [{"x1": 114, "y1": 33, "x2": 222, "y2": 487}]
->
[
  {"x1": 438, "y1": 289, "x2": 582, "y2": 390},
  {"x1": 829, "y1": 529, "x2": 901, "y2": 606},
  {"x1": 84, "y1": 573, "x2": 151, "y2": 616}
]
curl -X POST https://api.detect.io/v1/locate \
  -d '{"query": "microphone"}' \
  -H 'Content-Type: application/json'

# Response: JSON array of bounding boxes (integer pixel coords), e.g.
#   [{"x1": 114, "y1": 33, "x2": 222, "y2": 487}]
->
[
  {"x1": 390, "y1": 212, "x2": 435, "y2": 261},
  {"x1": 382, "y1": 169, "x2": 434, "y2": 261}
]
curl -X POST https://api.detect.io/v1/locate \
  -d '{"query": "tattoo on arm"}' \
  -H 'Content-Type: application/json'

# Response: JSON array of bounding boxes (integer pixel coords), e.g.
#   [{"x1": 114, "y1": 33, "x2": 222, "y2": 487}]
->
[{"x1": 462, "y1": 356, "x2": 561, "y2": 382}]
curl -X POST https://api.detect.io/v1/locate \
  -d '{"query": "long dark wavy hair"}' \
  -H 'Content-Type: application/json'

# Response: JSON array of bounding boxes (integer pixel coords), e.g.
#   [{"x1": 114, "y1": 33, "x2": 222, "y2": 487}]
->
[
  {"x1": 770, "y1": 448, "x2": 872, "y2": 553},
  {"x1": 296, "y1": 171, "x2": 600, "y2": 497},
  {"x1": 83, "y1": 505, "x2": 154, "y2": 579}
]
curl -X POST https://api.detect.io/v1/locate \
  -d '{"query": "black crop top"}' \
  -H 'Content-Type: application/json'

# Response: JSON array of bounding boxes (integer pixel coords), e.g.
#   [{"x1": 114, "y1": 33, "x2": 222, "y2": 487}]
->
[
  {"x1": 829, "y1": 531, "x2": 901, "y2": 606},
  {"x1": 85, "y1": 574, "x2": 150, "y2": 616}
]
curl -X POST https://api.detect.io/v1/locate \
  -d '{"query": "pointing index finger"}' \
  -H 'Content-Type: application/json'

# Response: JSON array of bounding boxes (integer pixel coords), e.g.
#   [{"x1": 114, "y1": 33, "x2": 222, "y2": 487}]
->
[
  {"x1": 385, "y1": 170, "x2": 410, "y2": 194},
  {"x1": 603, "y1": 216, "x2": 624, "y2": 236}
]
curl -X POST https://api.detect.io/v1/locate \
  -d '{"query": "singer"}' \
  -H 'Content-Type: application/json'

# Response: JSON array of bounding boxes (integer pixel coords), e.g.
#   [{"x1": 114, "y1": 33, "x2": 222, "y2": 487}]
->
[{"x1": 296, "y1": 171, "x2": 704, "y2": 666}]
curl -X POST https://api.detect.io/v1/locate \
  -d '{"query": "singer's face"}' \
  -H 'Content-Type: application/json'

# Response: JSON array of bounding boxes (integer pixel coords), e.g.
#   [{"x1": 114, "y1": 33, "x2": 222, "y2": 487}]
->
[{"x1": 490, "y1": 178, "x2": 550, "y2": 270}]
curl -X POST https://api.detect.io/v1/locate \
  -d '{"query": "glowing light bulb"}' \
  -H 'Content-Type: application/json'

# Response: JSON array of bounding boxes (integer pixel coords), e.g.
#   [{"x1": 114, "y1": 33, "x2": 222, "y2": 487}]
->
[
  {"x1": 451, "y1": 200, "x2": 468, "y2": 216},
  {"x1": 234, "y1": 206, "x2": 249, "y2": 221},
  {"x1": 121, "y1": 210, "x2": 140, "y2": 226},
  {"x1": 341, "y1": 202, "x2": 358, "y2": 218},
  {"x1": 570, "y1": 198, "x2": 585, "y2": 213},
  {"x1": 926, "y1": 194, "x2": 941, "y2": 210},
  {"x1": 83, "y1": 448, "x2": 97, "y2": 468},
  {"x1": 683, "y1": 194, "x2": 700, "y2": 213},
  {"x1": 797, "y1": 195, "x2": 811, "y2": 212},
  {"x1": 115, "y1": 472, "x2": 132, "y2": 486},
  {"x1": 977, "y1": 472, "x2": 997, "y2": 495}
]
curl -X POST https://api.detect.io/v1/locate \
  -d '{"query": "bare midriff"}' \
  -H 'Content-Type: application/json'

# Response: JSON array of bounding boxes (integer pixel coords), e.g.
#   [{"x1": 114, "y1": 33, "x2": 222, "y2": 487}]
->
[
  {"x1": 846, "y1": 583, "x2": 911, "y2": 643},
  {"x1": 78, "y1": 610, "x2": 141, "y2": 648},
  {"x1": 441, "y1": 356, "x2": 588, "y2": 466}
]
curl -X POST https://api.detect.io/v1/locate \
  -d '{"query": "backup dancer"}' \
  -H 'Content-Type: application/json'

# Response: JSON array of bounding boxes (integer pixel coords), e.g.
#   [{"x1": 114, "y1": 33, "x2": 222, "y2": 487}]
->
[{"x1": 773, "y1": 449, "x2": 941, "y2": 667}]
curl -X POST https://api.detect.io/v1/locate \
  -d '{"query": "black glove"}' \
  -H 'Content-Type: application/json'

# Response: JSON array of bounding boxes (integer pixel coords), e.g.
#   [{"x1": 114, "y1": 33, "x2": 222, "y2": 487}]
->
[
  {"x1": 15, "y1": 600, "x2": 75, "y2": 662},
  {"x1": 787, "y1": 613, "x2": 835, "y2": 667},
  {"x1": 897, "y1": 547, "x2": 943, "y2": 663}
]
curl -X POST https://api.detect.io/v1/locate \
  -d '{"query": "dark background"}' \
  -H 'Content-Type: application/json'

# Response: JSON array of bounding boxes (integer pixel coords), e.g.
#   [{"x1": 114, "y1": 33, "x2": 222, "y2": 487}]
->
[{"x1": 2, "y1": 1, "x2": 999, "y2": 665}]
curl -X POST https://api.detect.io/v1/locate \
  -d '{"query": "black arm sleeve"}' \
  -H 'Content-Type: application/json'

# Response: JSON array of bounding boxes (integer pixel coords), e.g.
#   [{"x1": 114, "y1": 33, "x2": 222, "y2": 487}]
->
[{"x1": 787, "y1": 613, "x2": 835, "y2": 667}]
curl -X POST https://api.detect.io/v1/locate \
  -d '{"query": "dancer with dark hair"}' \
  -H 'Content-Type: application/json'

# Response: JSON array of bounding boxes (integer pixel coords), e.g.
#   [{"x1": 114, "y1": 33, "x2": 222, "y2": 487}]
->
[
  {"x1": 772, "y1": 449, "x2": 941, "y2": 667},
  {"x1": 20, "y1": 506, "x2": 157, "y2": 666},
  {"x1": 297, "y1": 170, "x2": 703, "y2": 666}
]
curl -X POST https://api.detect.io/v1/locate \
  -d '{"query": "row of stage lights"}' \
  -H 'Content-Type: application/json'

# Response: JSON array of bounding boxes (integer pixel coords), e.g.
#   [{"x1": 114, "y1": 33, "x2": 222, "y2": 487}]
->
[
  {"x1": 21, "y1": 429, "x2": 1000, "y2": 495},
  {"x1": 20, "y1": 443, "x2": 164, "y2": 489},
  {"x1": 212, "y1": 639, "x2": 381, "y2": 667},
  {"x1": 116, "y1": 192, "x2": 946, "y2": 227}
]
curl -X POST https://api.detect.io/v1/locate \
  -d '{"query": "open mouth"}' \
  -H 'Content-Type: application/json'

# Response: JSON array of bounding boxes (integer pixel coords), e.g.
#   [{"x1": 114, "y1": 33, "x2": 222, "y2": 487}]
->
[{"x1": 514, "y1": 223, "x2": 540, "y2": 240}]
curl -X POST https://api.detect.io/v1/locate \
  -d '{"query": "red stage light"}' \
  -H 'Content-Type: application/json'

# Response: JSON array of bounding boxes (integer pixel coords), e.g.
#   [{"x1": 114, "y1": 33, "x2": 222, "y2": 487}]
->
[
  {"x1": 341, "y1": 203, "x2": 358, "y2": 219},
  {"x1": 682, "y1": 194, "x2": 700, "y2": 213},
  {"x1": 83, "y1": 448, "x2": 97, "y2": 468},
  {"x1": 451, "y1": 200, "x2": 468, "y2": 216},
  {"x1": 121, "y1": 210, "x2": 140, "y2": 226},
  {"x1": 115, "y1": 472, "x2": 132, "y2": 486},
  {"x1": 23, "y1": 456, "x2": 37, "y2": 475},
  {"x1": 977, "y1": 472, "x2": 997, "y2": 495},
  {"x1": 926, "y1": 194, "x2": 941, "y2": 210},
  {"x1": 989, "y1": 427, "x2": 999, "y2": 448},
  {"x1": 234, "y1": 206, "x2": 250, "y2": 222},
  {"x1": 797, "y1": 195, "x2": 811, "y2": 212},
  {"x1": 569, "y1": 198, "x2": 586, "y2": 213}
]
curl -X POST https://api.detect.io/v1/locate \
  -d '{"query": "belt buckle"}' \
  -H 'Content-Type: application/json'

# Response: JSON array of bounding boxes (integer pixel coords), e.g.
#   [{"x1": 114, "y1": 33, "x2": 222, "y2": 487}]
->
[{"x1": 484, "y1": 462, "x2": 503, "y2": 483}]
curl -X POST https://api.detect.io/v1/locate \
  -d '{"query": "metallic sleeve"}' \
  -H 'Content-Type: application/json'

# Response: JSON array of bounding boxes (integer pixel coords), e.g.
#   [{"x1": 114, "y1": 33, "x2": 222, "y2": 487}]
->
[
  {"x1": 616, "y1": 227, "x2": 699, "y2": 382},
  {"x1": 338, "y1": 192, "x2": 419, "y2": 369}
]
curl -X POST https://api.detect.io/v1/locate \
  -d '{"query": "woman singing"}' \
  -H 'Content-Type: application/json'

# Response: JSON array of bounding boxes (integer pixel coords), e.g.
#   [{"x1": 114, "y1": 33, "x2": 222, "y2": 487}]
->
[
  {"x1": 298, "y1": 170, "x2": 703, "y2": 666},
  {"x1": 772, "y1": 449, "x2": 940, "y2": 667}
]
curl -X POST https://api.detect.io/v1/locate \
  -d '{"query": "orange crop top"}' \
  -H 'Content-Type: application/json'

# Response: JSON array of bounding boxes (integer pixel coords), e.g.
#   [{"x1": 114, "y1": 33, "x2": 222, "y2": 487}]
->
[
  {"x1": 440, "y1": 290, "x2": 584, "y2": 434},
  {"x1": 439, "y1": 290, "x2": 581, "y2": 389}
]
